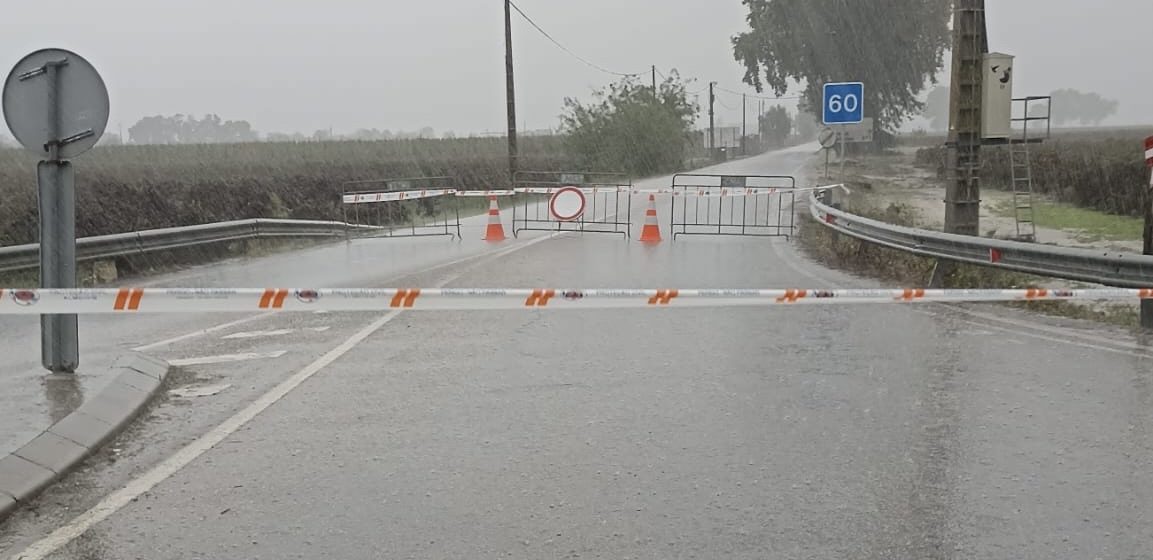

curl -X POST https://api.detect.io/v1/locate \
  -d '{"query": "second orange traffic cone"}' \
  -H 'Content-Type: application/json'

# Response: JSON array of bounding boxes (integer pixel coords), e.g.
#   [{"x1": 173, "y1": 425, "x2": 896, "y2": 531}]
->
[
  {"x1": 639, "y1": 194, "x2": 662, "y2": 243},
  {"x1": 484, "y1": 195, "x2": 506, "y2": 242}
]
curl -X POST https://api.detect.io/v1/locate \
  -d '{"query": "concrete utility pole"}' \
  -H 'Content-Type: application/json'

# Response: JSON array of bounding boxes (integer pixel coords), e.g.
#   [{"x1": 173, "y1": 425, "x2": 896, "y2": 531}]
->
[
  {"x1": 708, "y1": 82, "x2": 716, "y2": 156},
  {"x1": 1143, "y1": 136, "x2": 1153, "y2": 328},
  {"x1": 943, "y1": 0, "x2": 988, "y2": 236},
  {"x1": 504, "y1": 0, "x2": 518, "y2": 186},
  {"x1": 742, "y1": 93, "x2": 747, "y2": 156},
  {"x1": 652, "y1": 65, "x2": 657, "y2": 101}
]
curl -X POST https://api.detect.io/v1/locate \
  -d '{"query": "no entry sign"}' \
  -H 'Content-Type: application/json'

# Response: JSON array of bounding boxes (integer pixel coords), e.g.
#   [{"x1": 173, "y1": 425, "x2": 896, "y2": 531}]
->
[{"x1": 549, "y1": 186, "x2": 586, "y2": 222}]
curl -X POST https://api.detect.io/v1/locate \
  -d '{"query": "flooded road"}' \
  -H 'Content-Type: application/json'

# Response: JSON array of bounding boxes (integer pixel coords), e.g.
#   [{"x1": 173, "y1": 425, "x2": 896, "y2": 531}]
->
[{"x1": 3, "y1": 148, "x2": 1151, "y2": 559}]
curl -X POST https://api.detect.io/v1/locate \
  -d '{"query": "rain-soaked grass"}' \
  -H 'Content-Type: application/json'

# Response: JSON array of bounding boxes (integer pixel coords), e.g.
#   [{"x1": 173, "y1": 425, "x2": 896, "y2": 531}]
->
[
  {"x1": 798, "y1": 202, "x2": 1139, "y2": 329},
  {"x1": 0, "y1": 137, "x2": 578, "y2": 247},
  {"x1": 990, "y1": 198, "x2": 1142, "y2": 242}
]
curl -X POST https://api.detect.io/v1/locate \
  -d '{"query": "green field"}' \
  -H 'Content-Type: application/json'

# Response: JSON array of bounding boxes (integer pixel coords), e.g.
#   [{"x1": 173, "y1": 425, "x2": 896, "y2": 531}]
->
[
  {"x1": 991, "y1": 198, "x2": 1143, "y2": 242},
  {"x1": 0, "y1": 137, "x2": 578, "y2": 246},
  {"x1": 913, "y1": 129, "x2": 1151, "y2": 221}
]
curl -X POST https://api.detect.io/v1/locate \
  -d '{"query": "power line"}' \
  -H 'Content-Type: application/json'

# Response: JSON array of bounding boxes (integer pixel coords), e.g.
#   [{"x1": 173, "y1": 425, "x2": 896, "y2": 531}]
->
[
  {"x1": 714, "y1": 85, "x2": 801, "y2": 102},
  {"x1": 507, "y1": 1, "x2": 643, "y2": 78}
]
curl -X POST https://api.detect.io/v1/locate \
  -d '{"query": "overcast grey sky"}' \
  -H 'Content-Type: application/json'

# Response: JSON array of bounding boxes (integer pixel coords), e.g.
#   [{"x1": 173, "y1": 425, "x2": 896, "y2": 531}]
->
[{"x1": 1, "y1": 0, "x2": 1150, "y2": 138}]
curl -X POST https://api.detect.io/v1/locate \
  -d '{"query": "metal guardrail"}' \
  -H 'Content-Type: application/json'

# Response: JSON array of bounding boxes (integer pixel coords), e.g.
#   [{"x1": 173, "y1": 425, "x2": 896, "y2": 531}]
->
[
  {"x1": 0, "y1": 219, "x2": 367, "y2": 273},
  {"x1": 808, "y1": 191, "x2": 1153, "y2": 288}
]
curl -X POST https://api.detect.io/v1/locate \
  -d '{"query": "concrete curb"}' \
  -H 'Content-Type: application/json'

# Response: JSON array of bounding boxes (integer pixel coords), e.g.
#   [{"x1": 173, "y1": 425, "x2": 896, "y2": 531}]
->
[{"x1": 0, "y1": 353, "x2": 171, "y2": 521}]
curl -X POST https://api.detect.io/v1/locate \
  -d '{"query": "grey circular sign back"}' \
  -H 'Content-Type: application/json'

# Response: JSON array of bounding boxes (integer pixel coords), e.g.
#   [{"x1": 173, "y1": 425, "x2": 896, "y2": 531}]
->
[
  {"x1": 3, "y1": 48, "x2": 109, "y2": 160},
  {"x1": 817, "y1": 127, "x2": 838, "y2": 149}
]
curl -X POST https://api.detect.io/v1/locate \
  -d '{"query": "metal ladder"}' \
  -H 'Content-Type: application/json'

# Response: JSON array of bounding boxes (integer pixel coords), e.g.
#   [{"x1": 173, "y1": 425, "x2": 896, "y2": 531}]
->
[
  {"x1": 1007, "y1": 96, "x2": 1051, "y2": 243},
  {"x1": 1008, "y1": 134, "x2": 1036, "y2": 242}
]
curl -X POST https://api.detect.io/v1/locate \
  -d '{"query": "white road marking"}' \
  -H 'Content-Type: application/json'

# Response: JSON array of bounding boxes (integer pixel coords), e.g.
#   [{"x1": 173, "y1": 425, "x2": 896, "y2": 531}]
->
[
  {"x1": 10, "y1": 231, "x2": 560, "y2": 560},
  {"x1": 168, "y1": 383, "x2": 233, "y2": 398},
  {"x1": 306, "y1": 326, "x2": 331, "y2": 332},
  {"x1": 168, "y1": 351, "x2": 287, "y2": 367},
  {"x1": 771, "y1": 179, "x2": 1153, "y2": 362},
  {"x1": 125, "y1": 235, "x2": 552, "y2": 353},
  {"x1": 131, "y1": 314, "x2": 272, "y2": 352},
  {"x1": 221, "y1": 329, "x2": 294, "y2": 340},
  {"x1": 951, "y1": 316, "x2": 1152, "y2": 360}
]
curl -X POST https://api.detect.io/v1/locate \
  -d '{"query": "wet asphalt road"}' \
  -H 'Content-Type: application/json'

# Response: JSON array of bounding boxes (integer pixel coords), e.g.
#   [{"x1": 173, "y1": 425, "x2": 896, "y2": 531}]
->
[
  {"x1": 3, "y1": 147, "x2": 1153, "y2": 559},
  {"x1": 0, "y1": 196, "x2": 562, "y2": 456}
]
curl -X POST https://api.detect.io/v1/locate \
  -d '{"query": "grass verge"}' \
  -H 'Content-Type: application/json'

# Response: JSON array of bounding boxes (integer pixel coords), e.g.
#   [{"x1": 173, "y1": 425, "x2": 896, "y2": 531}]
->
[
  {"x1": 990, "y1": 198, "x2": 1142, "y2": 242},
  {"x1": 798, "y1": 201, "x2": 1139, "y2": 329}
]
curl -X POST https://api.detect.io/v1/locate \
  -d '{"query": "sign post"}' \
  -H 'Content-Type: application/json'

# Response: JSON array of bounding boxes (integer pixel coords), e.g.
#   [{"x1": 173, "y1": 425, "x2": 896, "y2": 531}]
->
[
  {"x1": 818, "y1": 127, "x2": 837, "y2": 180},
  {"x1": 822, "y1": 82, "x2": 865, "y2": 126},
  {"x1": 3, "y1": 49, "x2": 109, "y2": 373},
  {"x1": 1143, "y1": 136, "x2": 1153, "y2": 329},
  {"x1": 823, "y1": 82, "x2": 864, "y2": 182}
]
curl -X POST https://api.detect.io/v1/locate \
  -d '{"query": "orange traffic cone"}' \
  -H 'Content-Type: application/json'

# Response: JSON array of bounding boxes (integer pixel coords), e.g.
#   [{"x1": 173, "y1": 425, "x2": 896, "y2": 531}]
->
[
  {"x1": 639, "y1": 194, "x2": 661, "y2": 243},
  {"x1": 484, "y1": 195, "x2": 506, "y2": 242}
]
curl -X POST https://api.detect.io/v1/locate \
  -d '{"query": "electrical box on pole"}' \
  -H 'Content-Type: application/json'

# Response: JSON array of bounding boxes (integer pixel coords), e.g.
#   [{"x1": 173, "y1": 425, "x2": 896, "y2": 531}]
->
[{"x1": 981, "y1": 52, "x2": 1014, "y2": 140}]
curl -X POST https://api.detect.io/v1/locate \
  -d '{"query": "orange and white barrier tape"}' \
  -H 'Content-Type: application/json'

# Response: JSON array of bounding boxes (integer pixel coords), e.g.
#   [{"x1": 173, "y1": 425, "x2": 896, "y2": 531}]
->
[
  {"x1": 344, "y1": 189, "x2": 522, "y2": 203},
  {"x1": 513, "y1": 184, "x2": 845, "y2": 198},
  {"x1": 514, "y1": 186, "x2": 632, "y2": 195},
  {"x1": 0, "y1": 287, "x2": 1149, "y2": 314}
]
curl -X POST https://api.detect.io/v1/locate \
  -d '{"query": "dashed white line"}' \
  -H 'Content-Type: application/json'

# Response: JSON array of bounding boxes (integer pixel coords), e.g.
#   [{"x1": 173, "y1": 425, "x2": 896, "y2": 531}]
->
[
  {"x1": 131, "y1": 314, "x2": 272, "y2": 352},
  {"x1": 9, "y1": 230, "x2": 560, "y2": 560},
  {"x1": 168, "y1": 351, "x2": 288, "y2": 367},
  {"x1": 221, "y1": 329, "x2": 295, "y2": 340}
]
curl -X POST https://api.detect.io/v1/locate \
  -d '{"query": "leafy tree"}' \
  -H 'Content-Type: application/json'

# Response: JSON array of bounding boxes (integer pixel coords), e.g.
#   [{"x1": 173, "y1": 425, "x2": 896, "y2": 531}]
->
[
  {"x1": 760, "y1": 105, "x2": 792, "y2": 146},
  {"x1": 793, "y1": 102, "x2": 818, "y2": 141},
  {"x1": 922, "y1": 85, "x2": 950, "y2": 131},
  {"x1": 733, "y1": 0, "x2": 951, "y2": 129},
  {"x1": 1037, "y1": 89, "x2": 1118, "y2": 126},
  {"x1": 560, "y1": 71, "x2": 699, "y2": 176}
]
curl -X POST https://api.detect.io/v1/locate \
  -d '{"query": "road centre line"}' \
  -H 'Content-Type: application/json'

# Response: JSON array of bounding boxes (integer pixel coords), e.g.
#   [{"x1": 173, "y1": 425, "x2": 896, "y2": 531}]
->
[{"x1": 9, "y1": 230, "x2": 560, "y2": 560}]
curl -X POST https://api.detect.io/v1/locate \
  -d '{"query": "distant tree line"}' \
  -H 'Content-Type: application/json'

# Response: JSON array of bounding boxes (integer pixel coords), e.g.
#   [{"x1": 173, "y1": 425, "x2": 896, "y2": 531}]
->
[
  {"x1": 119, "y1": 114, "x2": 459, "y2": 145},
  {"x1": 921, "y1": 86, "x2": 1120, "y2": 130},
  {"x1": 128, "y1": 114, "x2": 258, "y2": 144}
]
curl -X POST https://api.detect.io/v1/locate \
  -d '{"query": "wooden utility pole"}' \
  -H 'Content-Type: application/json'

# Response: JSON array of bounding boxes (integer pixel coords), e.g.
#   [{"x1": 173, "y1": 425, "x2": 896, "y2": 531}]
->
[
  {"x1": 652, "y1": 65, "x2": 657, "y2": 100},
  {"x1": 708, "y1": 82, "x2": 716, "y2": 157},
  {"x1": 742, "y1": 94, "x2": 747, "y2": 156},
  {"x1": 1143, "y1": 136, "x2": 1153, "y2": 328},
  {"x1": 504, "y1": 0, "x2": 518, "y2": 186},
  {"x1": 943, "y1": 0, "x2": 988, "y2": 237}
]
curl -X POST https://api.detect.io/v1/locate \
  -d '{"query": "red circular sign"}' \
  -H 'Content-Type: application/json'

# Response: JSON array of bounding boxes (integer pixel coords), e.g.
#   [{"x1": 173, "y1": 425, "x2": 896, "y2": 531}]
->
[{"x1": 549, "y1": 186, "x2": 586, "y2": 222}]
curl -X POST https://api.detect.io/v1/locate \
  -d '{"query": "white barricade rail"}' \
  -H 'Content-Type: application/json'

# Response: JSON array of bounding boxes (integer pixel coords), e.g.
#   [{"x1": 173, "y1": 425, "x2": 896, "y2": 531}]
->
[
  {"x1": 512, "y1": 171, "x2": 634, "y2": 238},
  {"x1": 667, "y1": 173, "x2": 802, "y2": 240},
  {"x1": 0, "y1": 287, "x2": 1148, "y2": 314},
  {"x1": 343, "y1": 189, "x2": 522, "y2": 203},
  {"x1": 456, "y1": 190, "x2": 518, "y2": 197},
  {"x1": 342, "y1": 189, "x2": 457, "y2": 204},
  {"x1": 341, "y1": 177, "x2": 464, "y2": 239}
]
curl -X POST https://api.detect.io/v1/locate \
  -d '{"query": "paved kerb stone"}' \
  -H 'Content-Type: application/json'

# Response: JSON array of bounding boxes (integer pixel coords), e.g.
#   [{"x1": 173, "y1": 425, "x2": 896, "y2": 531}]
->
[
  {"x1": 0, "y1": 454, "x2": 55, "y2": 501},
  {"x1": 112, "y1": 368, "x2": 162, "y2": 395},
  {"x1": 13, "y1": 431, "x2": 89, "y2": 474},
  {"x1": 76, "y1": 381, "x2": 148, "y2": 429},
  {"x1": 114, "y1": 353, "x2": 170, "y2": 380},
  {"x1": 48, "y1": 411, "x2": 114, "y2": 449}
]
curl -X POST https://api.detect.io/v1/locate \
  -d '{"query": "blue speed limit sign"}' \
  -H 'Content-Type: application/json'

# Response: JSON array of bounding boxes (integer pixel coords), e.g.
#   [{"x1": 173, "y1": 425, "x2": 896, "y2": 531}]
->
[{"x1": 822, "y1": 82, "x2": 864, "y2": 125}]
